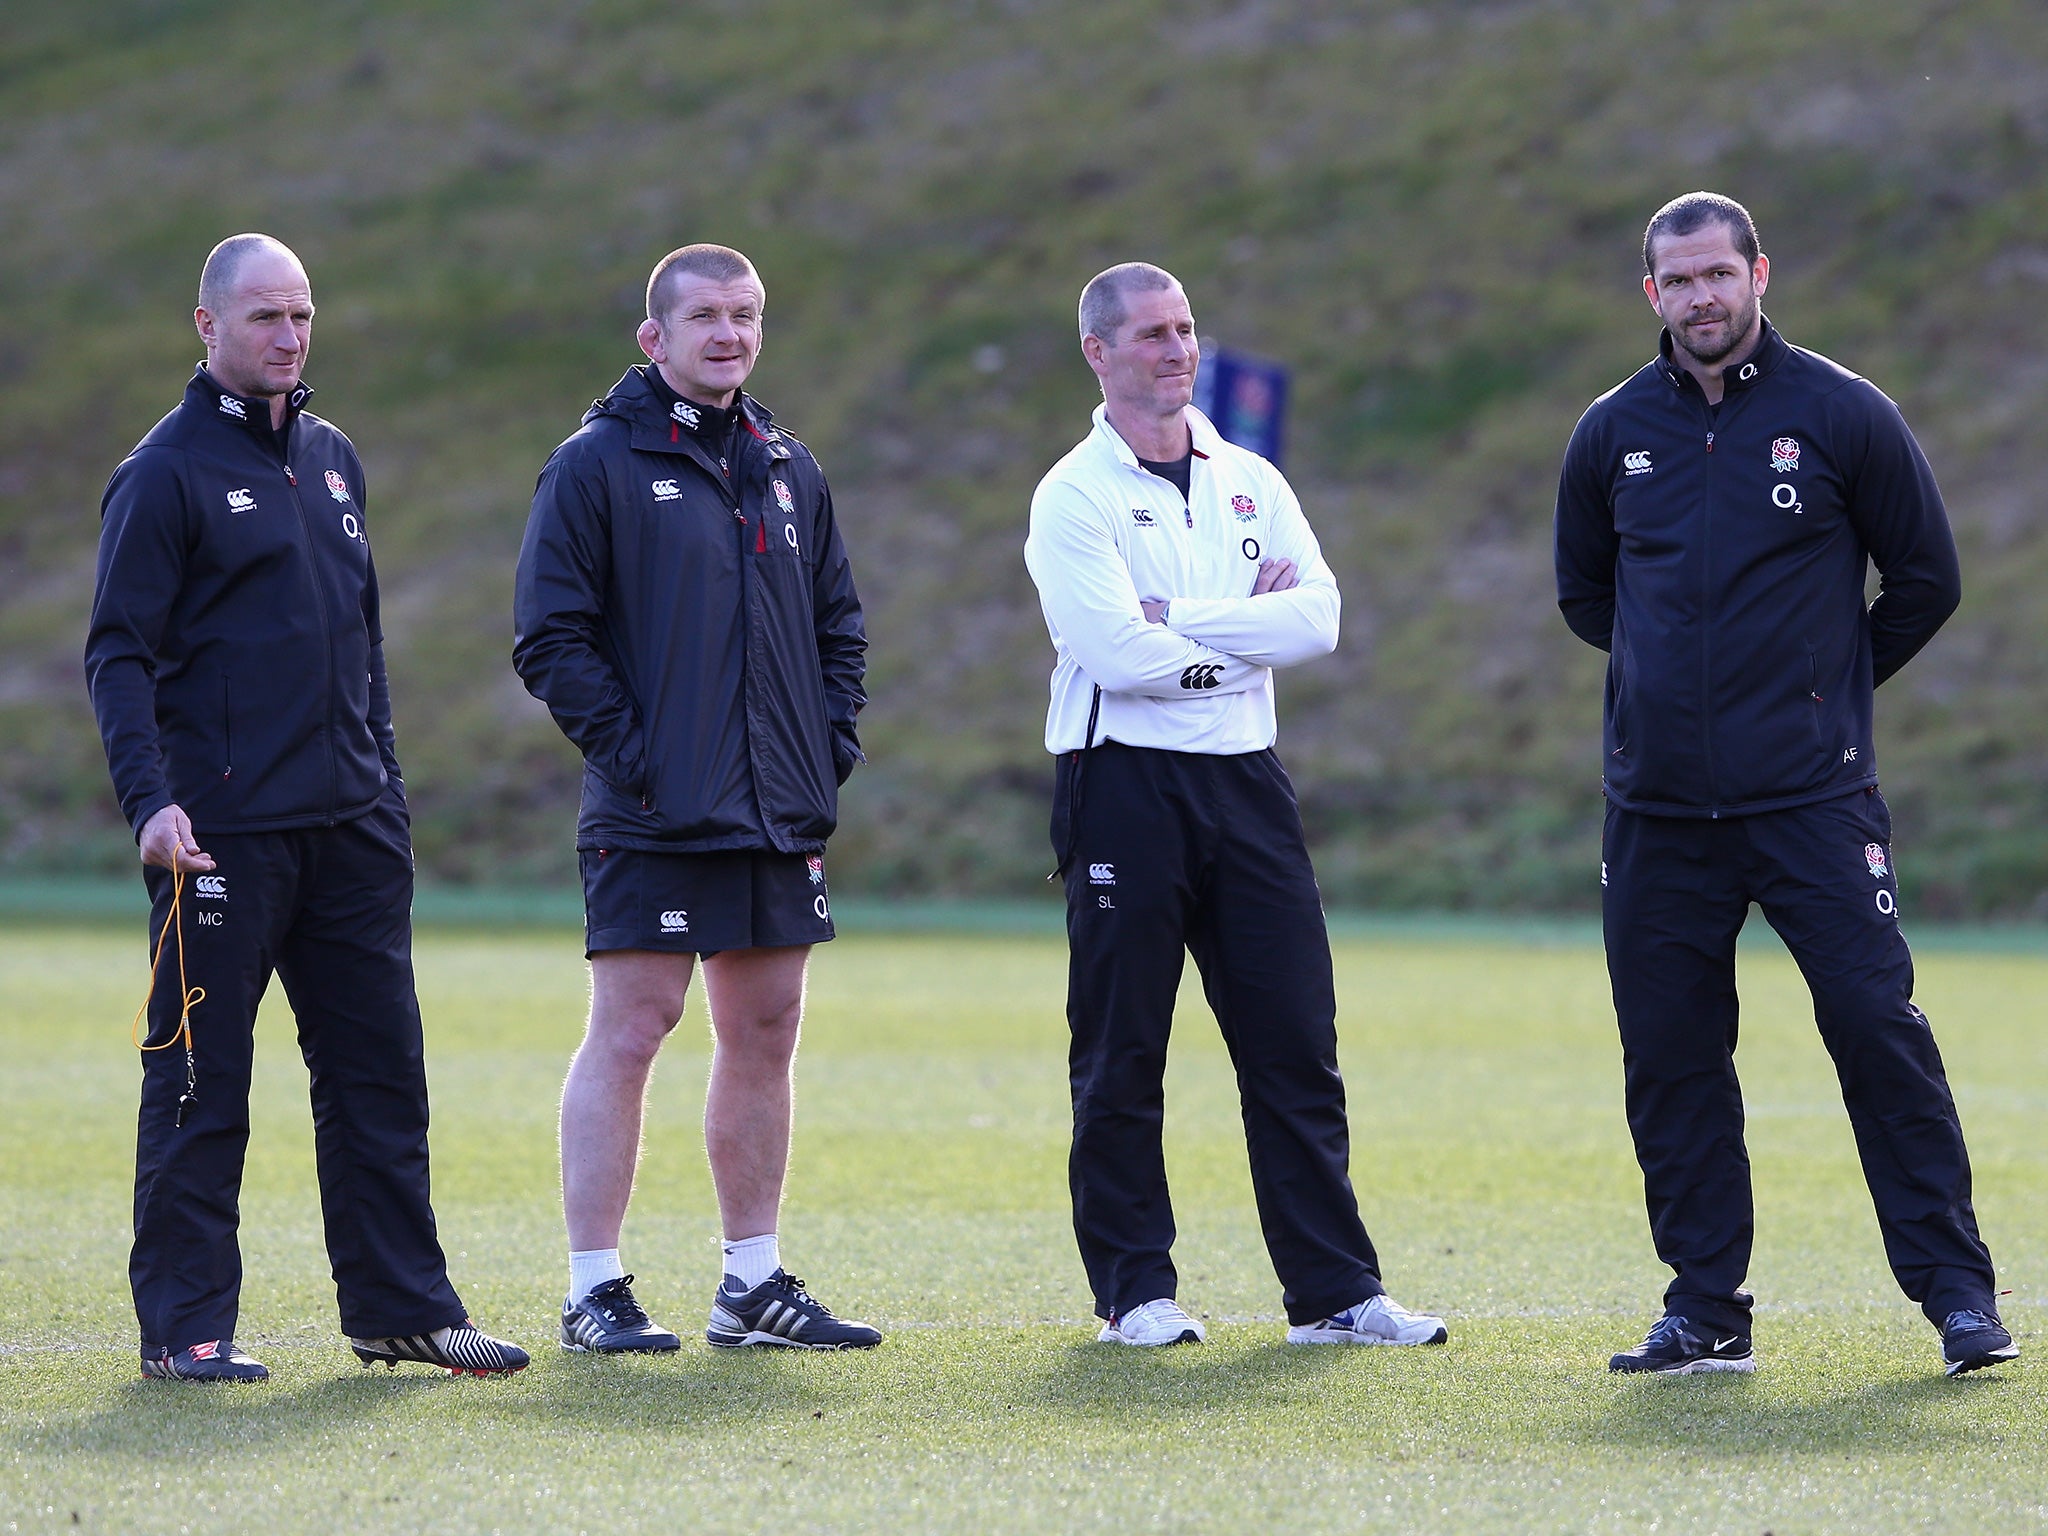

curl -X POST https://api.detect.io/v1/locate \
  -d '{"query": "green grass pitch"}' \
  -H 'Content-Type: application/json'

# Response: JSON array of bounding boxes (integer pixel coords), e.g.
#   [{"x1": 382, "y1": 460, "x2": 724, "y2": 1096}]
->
[{"x1": 1, "y1": 923, "x2": 2042, "y2": 1533}]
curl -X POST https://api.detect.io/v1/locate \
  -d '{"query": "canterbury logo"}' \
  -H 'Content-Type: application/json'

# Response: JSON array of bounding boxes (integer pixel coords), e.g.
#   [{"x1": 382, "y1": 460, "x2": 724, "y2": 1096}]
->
[
  {"x1": 226, "y1": 488, "x2": 255, "y2": 513},
  {"x1": 651, "y1": 479, "x2": 682, "y2": 501},
  {"x1": 1130, "y1": 507, "x2": 1157, "y2": 526},
  {"x1": 1087, "y1": 863, "x2": 1115, "y2": 885},
  {"x1": 658, "y1": 909, "x2": 689, "y2": 933},
  {"x1": 1622, "y1": 451, "x2": 1653, "y2": 476},
  {"x1": 217, "y1": 395, "x2": 247, "y2": 420},
  {"x1": 672, "y1": 401, "x2": 700, "y2": 427},
  {"x1": 1180, "y1": 663, "x2": 1224, "y2": 690},
  {"x1": 194, "y1": 876, "x2": 227, "y2": 899}
]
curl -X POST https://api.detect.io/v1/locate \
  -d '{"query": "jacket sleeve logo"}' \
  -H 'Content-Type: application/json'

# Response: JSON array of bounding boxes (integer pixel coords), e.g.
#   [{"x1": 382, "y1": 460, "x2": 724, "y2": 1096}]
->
[
  {"x1": 1770, "y1": 437, "x2": 1801, "y2": 472},
  {"x1": 1622, "y1": 451, "x2": 1653, "y2": 476},
  {"x1": 1180, "y1": 662, "x2": 1224, "y2": 690},
  {"x1": 225, "y1": 488, "x2": 255, "y2": 513},
  {"x1": 651, "y1": 479, "x2": 682, "y2": 502}
]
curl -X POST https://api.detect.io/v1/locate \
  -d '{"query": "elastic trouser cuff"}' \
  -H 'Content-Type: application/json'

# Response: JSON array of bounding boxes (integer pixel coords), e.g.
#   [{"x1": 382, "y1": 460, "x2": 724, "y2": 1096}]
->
[{"x1": 1286, "y1": 1271, "x2": 1384, "y2": 1327}]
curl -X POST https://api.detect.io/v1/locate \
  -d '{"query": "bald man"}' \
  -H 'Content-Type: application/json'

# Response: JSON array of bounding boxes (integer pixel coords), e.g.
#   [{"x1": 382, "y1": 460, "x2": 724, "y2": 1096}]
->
[{"x1": 85, "y1": 234, "x2": 527, "y2": 1381}]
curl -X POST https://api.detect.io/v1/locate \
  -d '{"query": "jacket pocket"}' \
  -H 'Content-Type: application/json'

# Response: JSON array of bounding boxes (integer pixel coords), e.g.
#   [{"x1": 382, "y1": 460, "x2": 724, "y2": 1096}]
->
[
  {"x1": 1606, "y1": 644, "x2": 1631, "y2": 759},
  {"x1": 1806, "y1": 646, "x2": 1826, "y2": 753}
]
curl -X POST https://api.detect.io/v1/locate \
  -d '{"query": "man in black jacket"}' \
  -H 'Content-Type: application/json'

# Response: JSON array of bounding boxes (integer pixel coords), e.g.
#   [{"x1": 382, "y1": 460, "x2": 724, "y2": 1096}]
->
[
  {"x1": 1555, "y1": 193, "x2": 2014, "y2": 1379},
  {"x1": 514, "y1": 244, "x2": 877, "y2": 1353},
  {"x1": 85, "y1": 234, "x2": 527, "y2": 1381}
]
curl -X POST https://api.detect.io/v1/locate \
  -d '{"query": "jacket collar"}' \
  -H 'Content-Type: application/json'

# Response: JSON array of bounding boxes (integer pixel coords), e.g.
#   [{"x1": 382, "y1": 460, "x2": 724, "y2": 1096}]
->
[
  {"x1": 1656, "y1": 315, "x2": 1788, "y2": 396},
  {"x1": 187, "y1": 364, "x2": 312, "y2": 434},
  {"x1": 1090, "y1": 402, "x2": 1220, "y2": 468},
  {"x1": 589, "y1": 364, "x2": 780, "y2": 455}
]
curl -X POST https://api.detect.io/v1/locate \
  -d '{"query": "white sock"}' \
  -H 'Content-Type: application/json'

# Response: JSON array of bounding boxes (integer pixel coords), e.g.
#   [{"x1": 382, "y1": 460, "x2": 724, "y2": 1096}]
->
[
  {"x1": 568, "y1": 1247, "x2": 625, "y2": 1305},
  {"x1": 721, "y1": 1233, "x2": 780, "y2": 1292}
]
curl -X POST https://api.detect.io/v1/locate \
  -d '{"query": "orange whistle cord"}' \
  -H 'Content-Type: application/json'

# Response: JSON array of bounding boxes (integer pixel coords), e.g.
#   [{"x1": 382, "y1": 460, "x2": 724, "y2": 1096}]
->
[{"x1": 130, "y1": 846, "x2": 206, "y2": 1059}]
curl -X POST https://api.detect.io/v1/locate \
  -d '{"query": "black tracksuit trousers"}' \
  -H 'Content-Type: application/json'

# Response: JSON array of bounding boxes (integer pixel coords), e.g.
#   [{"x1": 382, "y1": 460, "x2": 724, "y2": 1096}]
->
[
  {"x1": 1054, "y1": 742, "x2": 1383, "y2": 1326},
  {"x1": 133, "y1": 797, "x2": 465, "y2": 1353},
  {"x1": 1602, "y1": 789, "x2": 1998, "y2": 1335}
]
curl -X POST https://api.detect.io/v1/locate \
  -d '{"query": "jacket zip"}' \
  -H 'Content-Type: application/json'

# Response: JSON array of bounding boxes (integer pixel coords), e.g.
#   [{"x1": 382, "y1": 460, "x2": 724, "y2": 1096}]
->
[
  {"x1": 1698, "y1": 408, "x2": 1720, "y2": 815},
  {"x1": 278, "y1": 442, "x2": 339, "y2": 821}
]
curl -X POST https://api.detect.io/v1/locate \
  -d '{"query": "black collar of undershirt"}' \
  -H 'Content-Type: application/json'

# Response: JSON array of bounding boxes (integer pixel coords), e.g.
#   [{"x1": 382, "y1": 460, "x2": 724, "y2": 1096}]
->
[{"x1": 1138, "y1": 449, "x2": 1193, "y2": 500}]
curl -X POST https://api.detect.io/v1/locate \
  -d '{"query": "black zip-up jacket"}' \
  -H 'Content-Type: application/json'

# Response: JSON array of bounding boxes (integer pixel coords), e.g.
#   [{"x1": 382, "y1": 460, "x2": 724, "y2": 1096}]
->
[
  {"x1": 86, "y1": 367, "x2": 400, "y2": 838},
  {"x1": 1554, "y1": 319, "x2": 1961, "y2": 817},
  {"x1": 512, "y1": 365, "x2": 866, "y2": 854}
]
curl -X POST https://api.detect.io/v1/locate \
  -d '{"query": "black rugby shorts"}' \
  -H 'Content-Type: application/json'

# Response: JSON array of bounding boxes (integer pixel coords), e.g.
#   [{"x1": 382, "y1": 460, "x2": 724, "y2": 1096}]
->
[{"x1": 580, "y1": 847, "x2": 835, "y2": 957}]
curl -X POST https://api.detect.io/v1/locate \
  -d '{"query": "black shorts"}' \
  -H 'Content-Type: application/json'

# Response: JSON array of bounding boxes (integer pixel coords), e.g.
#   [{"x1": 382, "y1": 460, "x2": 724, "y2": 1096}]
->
[{"x1": 580, "y1": 847, "x2": 835, "y2": 957}]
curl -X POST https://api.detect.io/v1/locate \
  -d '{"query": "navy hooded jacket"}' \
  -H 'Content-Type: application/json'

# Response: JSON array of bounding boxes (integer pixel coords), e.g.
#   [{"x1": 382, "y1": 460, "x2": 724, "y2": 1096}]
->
[
  {"x1": 512, "y1": 365, "x2": 866, "y2": 855},
  {"x1": 1554, "y1": 320, "x2": 1960, "y2": 818},
  {"x1": 86, "y1": 367, "x2": 399, "y2": 838}
]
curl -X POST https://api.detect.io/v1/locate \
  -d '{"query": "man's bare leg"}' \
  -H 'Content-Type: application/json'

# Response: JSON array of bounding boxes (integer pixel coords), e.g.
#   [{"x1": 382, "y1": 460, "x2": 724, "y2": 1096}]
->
[
  {"x1": 562, "y1": 950, "x2": 695, "y2": 1251},
  {"x1": 700, "y1": 945, "x2": 809, "y2": 1241},
  {"x1": 698, "y1": 943, "x2": 881, "y2": 1347}
]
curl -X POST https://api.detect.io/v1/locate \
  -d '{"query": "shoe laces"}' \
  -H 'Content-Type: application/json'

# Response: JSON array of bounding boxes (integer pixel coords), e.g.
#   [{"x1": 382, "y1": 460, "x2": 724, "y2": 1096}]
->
[
  {"x1": 1944, "y1": 1309, "x2": 1998, "y2": 1333},
  {"x1": 1125, "y1": 1298, "x2": 1197, "y2": 1328},
  {"x1": 590, "y1": 1275, "x2": 651, "y2": 1328},
  {"x1": 775, "y1": 1274, "x2": 834, "y2": 1315},
  {"x1": 1644, "y1": 1314, "x2": 1693, "y2": 1348}
]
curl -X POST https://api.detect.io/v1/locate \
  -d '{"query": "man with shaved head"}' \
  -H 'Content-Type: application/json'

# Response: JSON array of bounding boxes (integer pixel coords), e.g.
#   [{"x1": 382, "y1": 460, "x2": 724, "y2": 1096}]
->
[
  {"x1": 515, "y1": 243, "x2": 874, "y2": 1353},
  {"x1": 1023, "y1": 262, "x2": 1449, "y2": 1349},
  {"x1": 85, "y1": 234, "x2": 527, "y2": 1381}
]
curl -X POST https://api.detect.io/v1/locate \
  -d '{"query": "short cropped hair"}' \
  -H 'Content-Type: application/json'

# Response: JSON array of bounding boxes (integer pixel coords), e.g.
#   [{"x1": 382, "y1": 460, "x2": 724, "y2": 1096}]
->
[
  {"x1": 646, "y1": 244, "x2": 759, "y2": 322},
  {"x1": 1642, "y1": 193, "x2": 1760, "y2": 275},
  {"x1": 198, "y1": 233, "x2": 295, "y2": 314},
  {"x1": 1078, "y1": 262, "x2": 1180, "y2": 345}
]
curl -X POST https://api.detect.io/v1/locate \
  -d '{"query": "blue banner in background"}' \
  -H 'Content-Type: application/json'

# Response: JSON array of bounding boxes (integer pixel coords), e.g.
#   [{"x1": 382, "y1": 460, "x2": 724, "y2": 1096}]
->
[{"x1": 1192, "y1": 345, "x2": 1290, "y2": 467}]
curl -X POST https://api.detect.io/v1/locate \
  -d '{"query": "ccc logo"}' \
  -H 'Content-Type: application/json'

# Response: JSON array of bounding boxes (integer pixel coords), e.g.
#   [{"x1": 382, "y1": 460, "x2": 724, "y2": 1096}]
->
[
  {"x1": 1087, "y1": 863, "x2": 1115, "y2": 885},
  {"x1": 651, "y1": 479, "x2": 682, "y2": 501},
  {"x1": 1180, "y1": 663, "x2": 1224, "y2": 690},
  {"x1": 194, "y1": 876, "x2": 227, "y2": 898},
  {"x1": 658, "y1": 909, "x2": 689, "y2": 933},
  {"x1": 1622, "y1": 451, "x2": 1652, "y2": 474}
]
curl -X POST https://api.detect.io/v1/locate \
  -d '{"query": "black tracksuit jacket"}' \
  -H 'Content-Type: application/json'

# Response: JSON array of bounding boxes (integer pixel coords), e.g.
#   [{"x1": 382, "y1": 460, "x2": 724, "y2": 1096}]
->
[
  {"x1": 1554, "y1": 320, "x2": 1961, "y2": 818},
  {"x1": 86, "y1": 368, "x2": 400, "y2": 837},
  {"x1": 512, "y1": 365, "x2": 866, "y2": 855}
]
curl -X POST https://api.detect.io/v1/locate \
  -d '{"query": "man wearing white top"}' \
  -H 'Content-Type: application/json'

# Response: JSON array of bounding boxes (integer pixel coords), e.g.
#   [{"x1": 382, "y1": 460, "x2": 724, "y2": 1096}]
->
[{"x1": 1024, "y1": 262, "x2": 1448, "y2": 1349}]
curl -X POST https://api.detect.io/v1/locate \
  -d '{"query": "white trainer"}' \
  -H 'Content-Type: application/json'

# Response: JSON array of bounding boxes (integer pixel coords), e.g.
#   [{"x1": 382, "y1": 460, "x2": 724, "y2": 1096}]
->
[
  {"x1": 1098, "y1": 1298, "x2": 1206, "y2": 1346},
  {"x1": 1287, "y1": 1294, "x2": 1448, "y2": 1346}
]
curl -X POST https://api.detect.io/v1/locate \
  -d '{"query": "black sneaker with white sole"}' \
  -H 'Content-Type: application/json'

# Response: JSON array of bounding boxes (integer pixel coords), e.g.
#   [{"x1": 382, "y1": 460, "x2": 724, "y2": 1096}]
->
[
  {"x1": 562, "y1": 1274, "x2": 682, "y2": 1353},
  {"x1": 140, "y1": 1339, "x2": 269, "y2": 1382},
  {"x1": 1941, "y1": 1309, "x2": 2018, "y2": 1377},
  {"x1": 350, "y1": 1321, "x2": 530, "y2": 1375},
  {"x1": 706, "y1": 1270, "x2": 882, "y2": 1350},
  {"x1": 1609, "y1": 1314, "x2": 1755, "y2": 1374}
]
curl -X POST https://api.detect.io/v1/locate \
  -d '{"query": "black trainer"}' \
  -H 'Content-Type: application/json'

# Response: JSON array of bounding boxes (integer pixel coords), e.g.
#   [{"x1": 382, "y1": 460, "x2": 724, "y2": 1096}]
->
[
  {"x1": 1609, "y1": 1314, "x2": 1755, "y2": 1375},
  {"x1": 1942, "y1": 1309, "x2": 2019, "y2": 1377},
  {"x1": 140, "y1": 1339, "x2": 269, "y2": 1382},
  {"x1": 706, "y1": 1270, "x2": 882, "y2": 1350},
  {"x1": 562, "y1": 1274, "x2": 682, "y2": 1353},
  {"x1": 350, "y1": 1321, "x2": 530, "y2": 1375}
]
